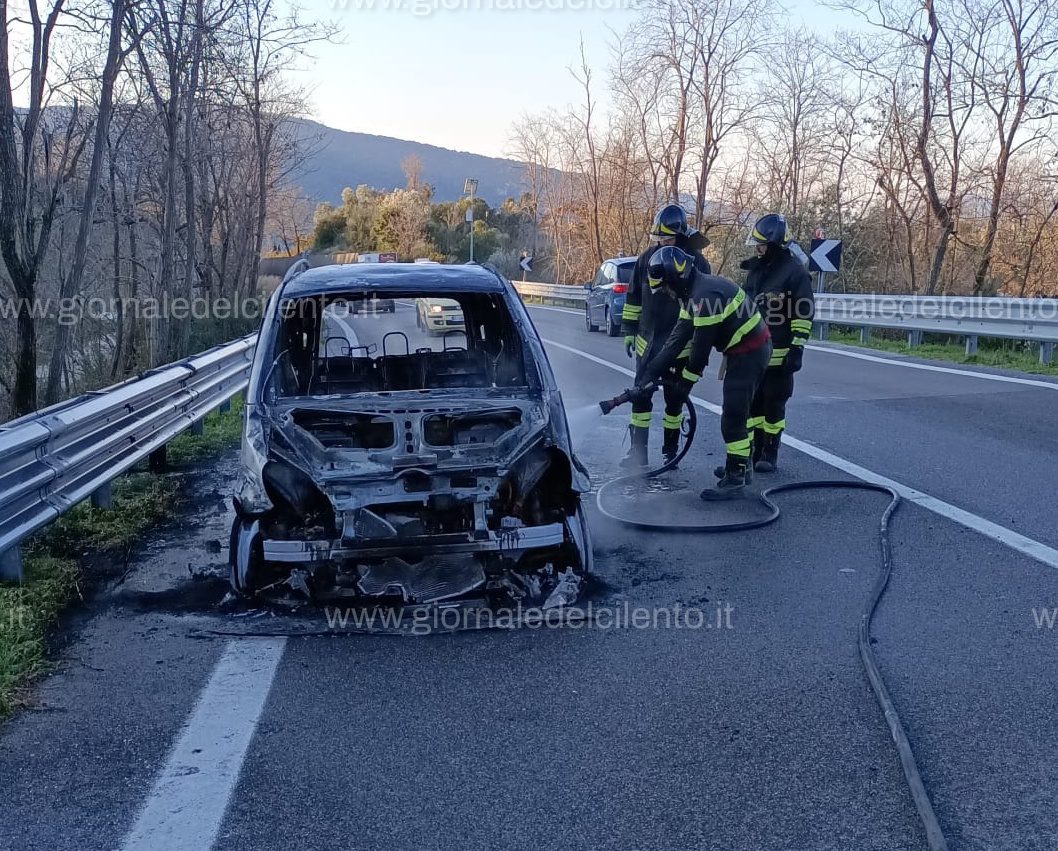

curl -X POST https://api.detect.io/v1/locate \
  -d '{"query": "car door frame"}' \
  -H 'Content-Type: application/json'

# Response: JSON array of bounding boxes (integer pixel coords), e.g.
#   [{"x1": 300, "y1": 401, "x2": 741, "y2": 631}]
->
[{"x1": 589, "y1": 262, "x2": 615, "y2": 325}]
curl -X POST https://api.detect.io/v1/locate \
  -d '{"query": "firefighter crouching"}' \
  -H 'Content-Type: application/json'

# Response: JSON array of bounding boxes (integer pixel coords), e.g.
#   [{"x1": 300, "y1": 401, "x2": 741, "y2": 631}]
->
[
  {"x1": 741, "y1": 213, "x2": 815, "y2": 472},
  {"x1": 620, "y1": 204, "x2": 712, "y2": 468},
  {"x1": 634, "y1": 246, "x2": 772, "y2": 500}
]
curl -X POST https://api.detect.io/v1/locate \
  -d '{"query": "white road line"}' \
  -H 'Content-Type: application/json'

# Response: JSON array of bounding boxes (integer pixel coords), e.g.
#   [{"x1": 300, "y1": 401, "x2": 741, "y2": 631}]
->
[
  {"x1": 808, "y1": 344, "x2": 1058, "y2": 391},
  {"x1": 332, "y1": 313, "x2": 360, "y2": 349},
  {"x1": 122, "y1": 638, "x2": 287, "y2": 851},
  {"x1": 543, "y1": 337, "x2": 1058, "y2": 572},
  {"x1": 527, "y1": 304, "x2": 1058, "y2": 390},
  {"x1": 528, "y1": 304, "x2": 581, "y2": 316}
]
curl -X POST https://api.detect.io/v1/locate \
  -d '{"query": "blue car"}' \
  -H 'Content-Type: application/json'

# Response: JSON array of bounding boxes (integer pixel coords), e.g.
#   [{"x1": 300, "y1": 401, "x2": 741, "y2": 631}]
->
[{"x1": 584, "y1": 257, "x2": 636, "y2": 336}]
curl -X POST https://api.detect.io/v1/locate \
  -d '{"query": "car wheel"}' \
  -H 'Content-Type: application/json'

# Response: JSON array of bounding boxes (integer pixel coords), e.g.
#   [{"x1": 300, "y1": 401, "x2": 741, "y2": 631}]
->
[
  {"x1": 585, "y1": 306, "x2": 599, "y2": 332},
  {"x1": 229, "y1": 518, "x2": 263, "y2": 596},
  {"x1": 605, "y1": 308, "x2": 620, "y2": 337}
]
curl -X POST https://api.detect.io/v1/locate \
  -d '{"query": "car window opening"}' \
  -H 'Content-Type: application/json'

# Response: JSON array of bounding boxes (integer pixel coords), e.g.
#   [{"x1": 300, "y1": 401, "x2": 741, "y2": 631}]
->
[{"x1": 271, "y1": 291, "x2": 528, "y2": 396}]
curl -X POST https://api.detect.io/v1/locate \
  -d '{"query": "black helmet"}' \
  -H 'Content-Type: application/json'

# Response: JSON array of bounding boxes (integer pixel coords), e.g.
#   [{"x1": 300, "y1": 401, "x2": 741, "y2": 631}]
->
[
  {"x1": 746, "y1": 213, "x2": 791, "y2": 248},
  {"x1": 649, "y1": 204, "x2": 690, "y2": 242},
  {"x1": 647, "y1": 245, "x2": 694, "y2": 296}
]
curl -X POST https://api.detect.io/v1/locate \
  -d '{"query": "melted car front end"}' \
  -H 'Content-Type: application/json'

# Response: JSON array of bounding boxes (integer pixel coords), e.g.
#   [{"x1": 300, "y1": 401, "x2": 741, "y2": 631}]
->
[{"x1": 232, "y1": 265, "x2": 591, "y2": 609}]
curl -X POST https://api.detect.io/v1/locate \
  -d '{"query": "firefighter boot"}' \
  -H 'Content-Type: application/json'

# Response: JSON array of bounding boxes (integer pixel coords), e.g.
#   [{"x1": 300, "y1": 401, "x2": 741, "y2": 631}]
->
[
  {"x1": 751, "y1": 428, "x2": 766, "y2": 466},
  {"x1": 620, "y1": 425, "x2": 649, "y2": 469},
  {"x1": 714, "y1": 462, "x2": 753, "y2": 484},
  {"x1": 755, "y1": 432, "x2": 781, "y2": 473},
  {"x1": 702, "y1": 456, "x2": 750, "y2": 500},
  {"x1": 662, "y1": 427, "x2": 681, "y2": 466}
]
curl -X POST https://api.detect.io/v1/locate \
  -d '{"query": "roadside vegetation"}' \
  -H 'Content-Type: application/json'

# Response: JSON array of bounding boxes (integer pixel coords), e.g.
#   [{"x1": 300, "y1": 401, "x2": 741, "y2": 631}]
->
[
  {"x1": 825, "y1": 328, "x2": 1058, "y2": 377},
  {"x1": 0, "y1": 397, "x2": 244, "y2": 717}
]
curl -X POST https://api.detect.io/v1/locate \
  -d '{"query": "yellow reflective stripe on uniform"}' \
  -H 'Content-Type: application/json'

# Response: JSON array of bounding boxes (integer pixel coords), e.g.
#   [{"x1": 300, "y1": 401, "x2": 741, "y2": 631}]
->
[
  {"x1": 630, "y1": 412, "x2": 652, "y2": 428},
  {"x1": 648, "y1": 276, "x2": 664, "y2": 289},
  {"x1": 662, "y1": 412, "x2": 684, "y2": 429},
  {"x1": 769, "y1": 346, "x2": 789, "y2": 366},
  {"x1": 679, "y1": 342, "x2": 692, "y2": 358},
  {"x1": 751, "y1": 228, "x2": 767, "y2": 243},
  {"x1": 790, "y1": 338, "x2": 807, "y2": 347},
  {"x1": 746, "y1": 415, "x2": 765, "y2": 430},
  {"x1": 726, "y1": 436, "x2": 752, "y2": 457},
  {"x1": 622, "y1": 303, "x2": 642, "y2": 320},
  {"x1": 726, "y1": 313, "x2": 762, "y2": 350},
  {"x1": 682, "y1": 368, "x2": 701, "y2": 382},
  {"x1": 691, "y1": 289, "x2": 745, "y2": 326},
  {"x1": 762, "y1": 419, "x2": 786, "y2": 435},
  {"x1": 724, "y1": 288, "x2": 746, "y2": 317},
  {"x1": 790, "y1": 319, "x2": 813, "y2": 331},
  {"x1": 635, "y1": 335, "x2": 647, "y2": 355},
  {"x1": 679, "y1": 308, "x2": 692, "y2": 320}
]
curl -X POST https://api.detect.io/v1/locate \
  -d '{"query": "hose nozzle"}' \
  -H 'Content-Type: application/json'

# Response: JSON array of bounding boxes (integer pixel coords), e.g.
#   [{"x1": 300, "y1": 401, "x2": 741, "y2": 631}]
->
[
  {"x1": 599, "y1": 390, "x2": 629, "y2": 416},
  {"x1": 599, "y1": 382, "x2": 656, "y2": 415}
]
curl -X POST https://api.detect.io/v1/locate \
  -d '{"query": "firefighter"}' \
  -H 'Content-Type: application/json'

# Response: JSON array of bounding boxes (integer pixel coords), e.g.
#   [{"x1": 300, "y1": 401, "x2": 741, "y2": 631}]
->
[
  {"x1": 741, "y1": 213, "x2": 814, "y2": 473},
  {"x1": 619, "y1": 204, "x2": 712, "y2": 468},
  {"x1": 635, "y1": 246, "x2": 772, "y2": 499}
]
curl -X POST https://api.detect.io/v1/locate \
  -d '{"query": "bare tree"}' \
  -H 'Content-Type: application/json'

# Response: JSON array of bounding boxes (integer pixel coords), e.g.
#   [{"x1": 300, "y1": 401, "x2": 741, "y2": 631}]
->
[{"x1": 0, "y1": 0, "x2": 91, "y2": 415}]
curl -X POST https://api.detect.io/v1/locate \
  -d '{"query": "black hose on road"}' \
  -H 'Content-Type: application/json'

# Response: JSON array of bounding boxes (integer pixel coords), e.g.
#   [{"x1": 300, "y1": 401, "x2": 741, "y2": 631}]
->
[{"x1": 596, "y1": 397, "x2": 949, "y2": 851}]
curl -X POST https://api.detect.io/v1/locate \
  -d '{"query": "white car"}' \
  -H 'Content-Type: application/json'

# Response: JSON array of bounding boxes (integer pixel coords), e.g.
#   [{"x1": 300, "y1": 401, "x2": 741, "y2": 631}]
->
[{"x1": 416, "y1": 296, "x2": 465, "y2": 336}]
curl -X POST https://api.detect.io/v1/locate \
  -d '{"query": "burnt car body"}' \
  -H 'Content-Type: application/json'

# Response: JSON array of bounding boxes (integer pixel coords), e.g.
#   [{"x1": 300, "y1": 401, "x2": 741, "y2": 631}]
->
[{"x1": 231, "y1": 261, "x2": 593, "y2": 608}]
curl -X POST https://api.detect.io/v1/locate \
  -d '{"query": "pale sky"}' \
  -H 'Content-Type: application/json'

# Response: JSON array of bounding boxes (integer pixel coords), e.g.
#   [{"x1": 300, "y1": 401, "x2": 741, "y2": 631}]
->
[{"x1": 291, "y1": 0, "x2": 859, "y2": 160}]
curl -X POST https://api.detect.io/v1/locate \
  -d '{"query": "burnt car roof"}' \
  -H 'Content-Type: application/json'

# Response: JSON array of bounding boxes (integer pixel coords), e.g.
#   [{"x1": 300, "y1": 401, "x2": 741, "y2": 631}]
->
[{"x1": 281, "y1": 263, "x2": 508, "y2": 298}]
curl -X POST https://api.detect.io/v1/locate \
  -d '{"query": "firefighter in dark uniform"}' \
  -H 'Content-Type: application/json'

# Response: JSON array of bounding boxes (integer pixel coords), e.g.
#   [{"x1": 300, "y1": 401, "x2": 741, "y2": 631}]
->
[
  {"x1": 619, "y1": 204, "x2": 712, "y2": 468},
  {"x1": 741, "y1": 213, "x2": 814, "y2": 472},
  {"x1": 636, "y1": 246, "x2": 772, "y2": 499}
]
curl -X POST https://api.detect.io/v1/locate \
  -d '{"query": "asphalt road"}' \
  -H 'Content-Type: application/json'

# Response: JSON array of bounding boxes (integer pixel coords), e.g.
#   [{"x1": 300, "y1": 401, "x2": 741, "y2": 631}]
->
[{"x1": 1, "y1": 303, "x2": 1057, "y2": 850}]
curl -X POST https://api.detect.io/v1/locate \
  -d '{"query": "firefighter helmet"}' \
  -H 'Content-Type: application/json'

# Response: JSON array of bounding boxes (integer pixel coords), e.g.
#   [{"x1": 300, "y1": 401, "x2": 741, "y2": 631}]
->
[
  {"x1": 746, "y1": 213, "x2": 791, "y2": 248},
  {"x1": 647, "y1": 245, "x2": 694, "y2": 295},
  {"x1": 649, "y1": 204, "x2": 690, "y2": 242}
]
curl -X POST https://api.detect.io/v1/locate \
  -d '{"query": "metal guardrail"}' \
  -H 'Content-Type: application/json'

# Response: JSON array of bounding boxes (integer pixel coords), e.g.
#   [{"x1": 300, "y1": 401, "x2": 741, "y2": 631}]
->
[
  {"x1": 814, "y1": 294, "x2": 1058, "y2": 361},
  {"x1": 515, "y1": 283, "x2": 1058, "y2": 362},
  {"x1": 0, "y1": 335, "x2": 256, "y2": 581},
  {"x1": 515, "y1": 281, "x2": 587, "y2": 307}
]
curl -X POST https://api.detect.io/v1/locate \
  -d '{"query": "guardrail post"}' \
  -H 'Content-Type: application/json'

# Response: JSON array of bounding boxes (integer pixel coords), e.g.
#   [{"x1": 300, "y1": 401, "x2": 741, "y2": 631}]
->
[
  {"x1": 1041, "y1": 342, "x2": 1055, "y2": 365},
  {"x1": 965, "y1": 335, "x2": 979, "y2": 356},
  {"x1": 859, "y1": 327, "x2": 871, "y2": 344},
  {"x1": 91, "y1": 482, "x2": 112, "y2": 510},
  {"x1": 190, "y1": 419, "x2": 204, "y2": 437},
  {"x1": 0, "y1": 546, "x2": 23, "y2": 582},
  {"x1": 149, "y1": 446, "x2": 167, "y2": 472},
  {"x1": 908, "y1": 331, "x2": 923, "y2": 348},
  {"x1": 219, "y1": 399, "x2": 231, "y2": 414},
  {"x1": 815, "y1": 322, "x2": 829, "y2": 341}
]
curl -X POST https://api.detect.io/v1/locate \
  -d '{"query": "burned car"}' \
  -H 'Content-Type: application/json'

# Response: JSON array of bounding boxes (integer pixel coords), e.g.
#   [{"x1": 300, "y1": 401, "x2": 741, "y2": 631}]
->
[{"x1": 231, "y1": 261, "x2": 593, "y2": 609}]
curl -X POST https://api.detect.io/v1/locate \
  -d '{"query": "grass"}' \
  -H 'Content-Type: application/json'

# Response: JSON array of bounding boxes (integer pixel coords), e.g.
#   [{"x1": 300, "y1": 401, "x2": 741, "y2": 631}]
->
[
  {"x1": 0, "y1": 556, "x2": 79, "y2": 716},
  {"x1": 167, "y1": 395, "x2": 245, "y2": 466},
  {"x1": 0, "y1": 394, "x2": 245, "y2": 717},
  {"x1": 824, "y1": 327, "x2": 1058, "y2": 377}
]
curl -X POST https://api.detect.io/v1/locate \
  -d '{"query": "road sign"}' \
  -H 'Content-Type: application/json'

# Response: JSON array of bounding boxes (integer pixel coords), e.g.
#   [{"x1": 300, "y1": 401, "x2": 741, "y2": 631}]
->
[
  {"x1": 378, "y1": 252, "x2": 397, "y2": 263},
  {"x1": 809, "y1": 238, "x2": 842, "y2": 273},
  {"x1": 813, "y1": 227, "x2": 826, "y2": 240},
  {"x1": 520, "y1": 254, "x2": 533, "y2": 273}
]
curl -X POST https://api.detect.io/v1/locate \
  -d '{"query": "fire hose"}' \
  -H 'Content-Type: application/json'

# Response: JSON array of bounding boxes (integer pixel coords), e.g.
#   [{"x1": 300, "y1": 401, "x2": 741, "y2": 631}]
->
[{"x1": 595, "y1": 386, "x2": 948, "y2": 851}]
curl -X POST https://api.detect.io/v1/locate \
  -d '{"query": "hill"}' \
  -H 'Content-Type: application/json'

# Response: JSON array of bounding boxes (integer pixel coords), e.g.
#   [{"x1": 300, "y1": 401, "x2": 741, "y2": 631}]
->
[{"x1": 288, "y1": 118, "x2": 527, "y2": 205}]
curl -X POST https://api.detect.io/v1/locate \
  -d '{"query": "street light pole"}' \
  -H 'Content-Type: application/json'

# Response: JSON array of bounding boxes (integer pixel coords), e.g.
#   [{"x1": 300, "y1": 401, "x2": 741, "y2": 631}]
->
[{"x1": 464, "y1": 177, "x2": 478, "y2": 263}]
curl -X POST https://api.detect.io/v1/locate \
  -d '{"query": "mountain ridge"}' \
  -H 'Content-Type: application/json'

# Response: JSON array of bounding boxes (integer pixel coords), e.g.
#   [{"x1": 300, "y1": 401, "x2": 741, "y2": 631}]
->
[{"x1": 288, "y1": 118, "x2": 527, "y2": 205}]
